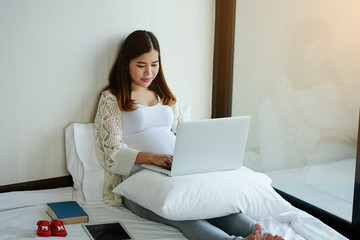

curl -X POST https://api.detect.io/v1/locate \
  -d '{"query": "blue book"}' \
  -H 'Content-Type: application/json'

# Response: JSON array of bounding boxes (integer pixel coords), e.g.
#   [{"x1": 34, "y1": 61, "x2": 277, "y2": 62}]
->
[{"x1": 47, "y1": 201, "x2": 88, "y2": 225}]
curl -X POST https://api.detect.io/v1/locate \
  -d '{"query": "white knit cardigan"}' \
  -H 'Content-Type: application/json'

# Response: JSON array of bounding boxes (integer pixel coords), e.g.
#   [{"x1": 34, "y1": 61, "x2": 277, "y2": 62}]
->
[{"x1": 93, "y1": 89, "x2": 184, "y2": 203}]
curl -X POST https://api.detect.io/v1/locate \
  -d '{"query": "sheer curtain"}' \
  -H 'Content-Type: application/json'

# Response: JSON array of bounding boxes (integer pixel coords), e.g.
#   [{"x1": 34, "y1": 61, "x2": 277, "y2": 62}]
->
[{"x1": 232, "y1": 0, "x2": 360, "y2": 222}]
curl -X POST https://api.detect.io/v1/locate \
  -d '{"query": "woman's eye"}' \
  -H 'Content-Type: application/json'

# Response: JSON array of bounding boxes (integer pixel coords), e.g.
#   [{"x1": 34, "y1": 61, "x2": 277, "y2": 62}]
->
[{"x1": 136, "y1": 65, "x2": 145, "y2": 68}]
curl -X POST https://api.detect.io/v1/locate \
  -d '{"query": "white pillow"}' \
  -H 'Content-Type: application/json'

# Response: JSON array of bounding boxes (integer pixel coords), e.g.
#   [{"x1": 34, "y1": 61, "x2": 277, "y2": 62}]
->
[
  {"x1": 257, "y1": 97, "x2": 287, "y2": 171},
  {"x1": 65, "y1": 124, "x2": 86, "y2": 201},
  {"x1": 65, "y1": 123, "x2": 105, "y2": 205},
  {"x1": 112, "y1": 167, "x2": 292, "y2": 221}
]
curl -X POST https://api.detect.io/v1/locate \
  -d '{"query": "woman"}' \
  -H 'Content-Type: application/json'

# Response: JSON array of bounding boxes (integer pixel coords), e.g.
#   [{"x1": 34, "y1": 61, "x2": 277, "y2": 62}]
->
[
  {"x1": 94, "y1": 30, "x2": 283, "y2": 240},
  {"x1": 273, "y1": 19, "x2": 356, "y2": 168}
]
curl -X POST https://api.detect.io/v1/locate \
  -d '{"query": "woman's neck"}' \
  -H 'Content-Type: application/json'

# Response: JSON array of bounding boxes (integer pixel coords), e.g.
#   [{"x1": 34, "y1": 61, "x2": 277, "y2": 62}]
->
[{"x1": 131, "y1": 87, "x2": 158, "y2": 106}]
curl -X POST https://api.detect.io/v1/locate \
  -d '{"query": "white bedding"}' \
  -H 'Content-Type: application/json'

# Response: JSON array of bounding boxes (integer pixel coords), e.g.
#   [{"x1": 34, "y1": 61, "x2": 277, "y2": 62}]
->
[
  {"x1": 266, "y1": 159, "x2": 355, "y2": 222},
  {"x1": 0, "y1": 186, "x2": 347, "y2": 240}
]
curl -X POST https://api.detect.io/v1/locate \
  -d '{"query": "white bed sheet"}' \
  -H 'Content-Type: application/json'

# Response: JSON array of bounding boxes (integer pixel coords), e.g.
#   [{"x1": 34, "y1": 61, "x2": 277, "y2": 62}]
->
[
  {"x1": 0, "y1": 187, "x2": 347, "y2": 240},
  {"x1": 0, "y1": 187, "x2": 185, "y2": 240},
  {"x1": 266, "y1": 159, "x2": 355, "y2": 222}
]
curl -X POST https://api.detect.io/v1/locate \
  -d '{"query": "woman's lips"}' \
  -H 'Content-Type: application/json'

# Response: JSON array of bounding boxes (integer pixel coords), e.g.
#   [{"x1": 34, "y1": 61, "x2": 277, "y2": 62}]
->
[{"x1": 142, "y1": 77, "x2": 152, "y2": 82}]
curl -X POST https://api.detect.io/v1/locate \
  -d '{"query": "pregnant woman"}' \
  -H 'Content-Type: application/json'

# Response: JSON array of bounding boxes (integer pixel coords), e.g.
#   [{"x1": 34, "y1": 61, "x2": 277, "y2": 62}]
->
[{"x1": 94, "y1": 30, "x2": 284, "y2": 240}]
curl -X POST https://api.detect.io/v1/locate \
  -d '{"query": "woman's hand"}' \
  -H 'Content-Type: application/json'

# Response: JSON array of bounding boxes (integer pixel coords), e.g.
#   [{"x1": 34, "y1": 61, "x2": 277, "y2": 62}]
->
[
  {"x1": 135, "y1": 152, "x2": 173, "y2": 169},
  {"x1": 151, "y1": 154, "x2": 173, "y2": 169},
  {"x1": 321, "y1": 128, "x2": 357, "y2": 145}
]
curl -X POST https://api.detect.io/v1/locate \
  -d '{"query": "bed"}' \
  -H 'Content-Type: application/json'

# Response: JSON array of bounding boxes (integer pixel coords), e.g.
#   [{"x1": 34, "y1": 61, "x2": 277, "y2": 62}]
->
[
  {"x1": 0, "y1": 123, "x2": 348, "y2": 240},
  {"x1": 266, "y1": 158, "x2": 355, "y2": 223}
]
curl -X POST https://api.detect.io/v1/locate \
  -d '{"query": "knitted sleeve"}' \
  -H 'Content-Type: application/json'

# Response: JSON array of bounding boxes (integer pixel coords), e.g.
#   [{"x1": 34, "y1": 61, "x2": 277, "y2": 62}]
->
[
  {"x1": 171, "y1": 100, "x2": 185, "y2": 135},
  {"x1": 94, "y1": 90, "x2": 139, "y2": 177},
  {"x1": 271, "y1": 75, "x2": 321, "y2": 167}
]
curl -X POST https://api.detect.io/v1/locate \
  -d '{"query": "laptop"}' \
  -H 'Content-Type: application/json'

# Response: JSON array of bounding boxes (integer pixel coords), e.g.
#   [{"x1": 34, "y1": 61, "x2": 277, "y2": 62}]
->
[{"x1": 141, "y1": 116, "x2": 250, "y2": 177}]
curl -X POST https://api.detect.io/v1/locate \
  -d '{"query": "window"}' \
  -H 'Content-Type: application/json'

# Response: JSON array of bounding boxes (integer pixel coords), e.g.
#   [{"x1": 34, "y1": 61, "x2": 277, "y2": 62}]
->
[{"x1": 231, "y1": 0, "x2": 360, "y2": 223}]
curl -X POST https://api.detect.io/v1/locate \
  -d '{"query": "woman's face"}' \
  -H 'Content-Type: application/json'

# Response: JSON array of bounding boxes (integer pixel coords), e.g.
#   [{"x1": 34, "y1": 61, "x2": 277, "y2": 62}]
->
[
  {"x1": 301, "y1": 36, "x2": 330, "y2": 70},
  {"x1": 129, "y1": 49, "x2": 160, "y2": 89}
]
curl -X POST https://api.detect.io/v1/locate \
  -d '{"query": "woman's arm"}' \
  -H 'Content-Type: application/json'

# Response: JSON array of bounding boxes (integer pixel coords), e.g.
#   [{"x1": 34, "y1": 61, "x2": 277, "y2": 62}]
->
[
  {"x1": 320, "y1": 128, "x2": 357, "y2": 145},
  {"x1": 94, "y1": 91, "x2": 139, "y2": 176},
  {"x1": 171, "y1": 101, "x2": 185, "y2": 135}
]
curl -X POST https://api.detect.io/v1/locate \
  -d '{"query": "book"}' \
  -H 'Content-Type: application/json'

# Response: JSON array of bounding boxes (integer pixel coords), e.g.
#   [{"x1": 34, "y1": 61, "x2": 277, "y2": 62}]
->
[
  {"x1": 82, "y1": 222, "x2": 133, "y2": 240},
  {"x1": 47, "y1": 201, "x2": 89, "y2": 225}
]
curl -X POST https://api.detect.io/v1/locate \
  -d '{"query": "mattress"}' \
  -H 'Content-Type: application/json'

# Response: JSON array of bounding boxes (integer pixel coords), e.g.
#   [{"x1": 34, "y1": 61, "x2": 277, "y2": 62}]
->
[
  {"x1": 266, "y1": 159, "x2": 355, "y2": 222},
  {"x1": 0, "y1": 186, "x2": 347, "y2": 240}
]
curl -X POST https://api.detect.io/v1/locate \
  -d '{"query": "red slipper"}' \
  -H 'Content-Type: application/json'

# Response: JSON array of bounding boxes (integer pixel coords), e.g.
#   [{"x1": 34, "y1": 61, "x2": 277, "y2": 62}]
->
[
  {"x1": 37, "y1": 220, "x2": 51, "y2": 237},
  {"x1": 51, "y1": 220, "x2": 67, "y2": 237}
]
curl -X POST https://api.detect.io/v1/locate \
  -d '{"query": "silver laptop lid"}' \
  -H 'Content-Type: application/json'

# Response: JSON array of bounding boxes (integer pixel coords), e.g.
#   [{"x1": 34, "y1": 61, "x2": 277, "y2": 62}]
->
[{"x1": 169, "y1": 116, "x2": 251, "y2": 176}]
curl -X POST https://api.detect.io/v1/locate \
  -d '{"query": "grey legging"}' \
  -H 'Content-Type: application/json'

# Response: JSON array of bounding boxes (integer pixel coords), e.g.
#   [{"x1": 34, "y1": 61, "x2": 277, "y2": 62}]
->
[{"x1": 123, "y1": 197, "x2": 266, "y2": 240}]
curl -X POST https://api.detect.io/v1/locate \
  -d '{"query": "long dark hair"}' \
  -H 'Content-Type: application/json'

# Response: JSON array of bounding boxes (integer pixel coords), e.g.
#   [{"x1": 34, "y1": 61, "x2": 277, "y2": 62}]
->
[{"x1": 108, "y1": 30, "x2": 176, "y2": 111}]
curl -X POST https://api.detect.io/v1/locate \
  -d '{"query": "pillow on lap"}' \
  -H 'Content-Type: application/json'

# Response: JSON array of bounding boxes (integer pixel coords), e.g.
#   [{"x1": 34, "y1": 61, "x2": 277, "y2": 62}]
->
[{"x1": 112, "y1": 167, "x2": 292, "y2": 221}]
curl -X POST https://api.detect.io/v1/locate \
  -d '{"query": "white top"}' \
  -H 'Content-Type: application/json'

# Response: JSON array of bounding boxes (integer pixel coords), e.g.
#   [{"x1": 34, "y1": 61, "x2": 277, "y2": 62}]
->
[
  {"x1": 93, "y1": 89, "x2": 184, "y2": 203},
  {"x1": 122, "y1": 102, "x2": 176, "y2": 175},
  {"x1": 296, "y1": 82, "x2": 355, "y2": 130}
]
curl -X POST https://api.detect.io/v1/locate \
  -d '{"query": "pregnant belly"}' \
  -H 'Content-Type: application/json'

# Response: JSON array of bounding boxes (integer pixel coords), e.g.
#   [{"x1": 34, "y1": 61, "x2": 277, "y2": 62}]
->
[{"x1": 123, "y1": 127, "x2": 176, "y2": 155}]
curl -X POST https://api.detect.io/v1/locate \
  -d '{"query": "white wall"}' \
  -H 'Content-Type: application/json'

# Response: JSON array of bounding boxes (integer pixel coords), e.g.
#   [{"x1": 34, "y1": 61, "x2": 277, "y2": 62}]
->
[{"x1": 0, "y1": 0, "x2": 215, "y2": 185}]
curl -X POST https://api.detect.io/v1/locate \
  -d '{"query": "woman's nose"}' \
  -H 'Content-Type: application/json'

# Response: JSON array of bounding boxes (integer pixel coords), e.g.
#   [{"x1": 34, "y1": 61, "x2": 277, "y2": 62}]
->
[{"x1": 144, "y1": 65, "x2": 151, "y2": 75}]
